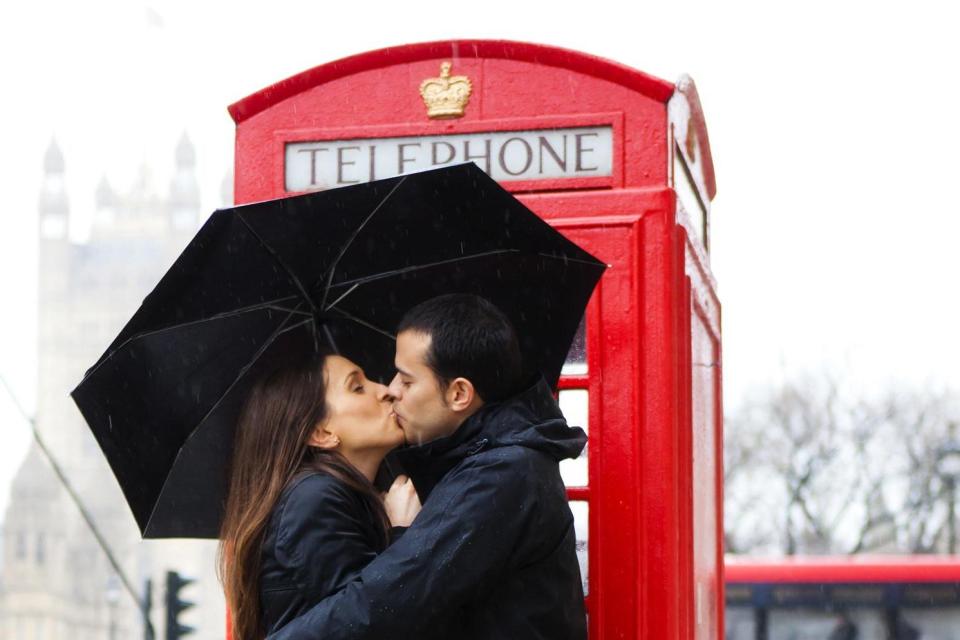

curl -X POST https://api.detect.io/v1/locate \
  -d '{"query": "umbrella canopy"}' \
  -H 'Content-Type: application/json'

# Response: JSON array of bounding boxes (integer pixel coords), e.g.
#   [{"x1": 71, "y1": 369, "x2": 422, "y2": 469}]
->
[{"x1": 71, "y1": 163, "x2": 606, "y2": 538}]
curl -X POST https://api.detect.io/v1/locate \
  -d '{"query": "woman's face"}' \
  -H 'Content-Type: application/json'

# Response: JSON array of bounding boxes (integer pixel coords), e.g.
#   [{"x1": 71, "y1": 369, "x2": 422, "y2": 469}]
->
[{"x1": 318, "y1": 355, "x2": 404, "y2": 453}]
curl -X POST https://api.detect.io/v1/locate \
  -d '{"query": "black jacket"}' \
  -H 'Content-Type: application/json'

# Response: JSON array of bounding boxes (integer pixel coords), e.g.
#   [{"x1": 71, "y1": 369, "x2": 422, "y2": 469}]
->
[
  {"x1": 267, "y1": 377, "x2": 588, "y2": 640},
  {"x1": 259, "y1": 473, "x2": 387, "y2": 635}
]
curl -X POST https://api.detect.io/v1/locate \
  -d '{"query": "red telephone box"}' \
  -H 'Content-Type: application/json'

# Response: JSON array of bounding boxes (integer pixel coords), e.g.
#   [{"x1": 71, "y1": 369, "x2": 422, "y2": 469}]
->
[{"x1": 229, "y1": 39, "x2": 723, "y2": 639}]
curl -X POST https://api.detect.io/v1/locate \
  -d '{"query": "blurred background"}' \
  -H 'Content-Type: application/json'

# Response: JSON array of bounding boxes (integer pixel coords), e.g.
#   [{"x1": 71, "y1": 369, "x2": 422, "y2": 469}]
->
[{"x1": 1, "y1": 1, "x2": 959, "y2": 638}]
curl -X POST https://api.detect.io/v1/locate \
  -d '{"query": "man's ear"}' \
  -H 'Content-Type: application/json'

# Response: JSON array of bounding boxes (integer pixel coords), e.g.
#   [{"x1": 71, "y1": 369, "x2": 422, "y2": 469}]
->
[
  {"x1": 445, "y1": 377, "x2": 478, "y2": 412},
  {"x1": 307, "y1": 424, "x2": 341, "y2": 450}
]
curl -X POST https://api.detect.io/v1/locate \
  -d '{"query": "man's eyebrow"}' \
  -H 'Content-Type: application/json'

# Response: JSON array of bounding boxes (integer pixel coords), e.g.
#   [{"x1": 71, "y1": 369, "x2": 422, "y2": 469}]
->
[{"x1": 395, "y1": 365, "x2": 414, "y2": 378}]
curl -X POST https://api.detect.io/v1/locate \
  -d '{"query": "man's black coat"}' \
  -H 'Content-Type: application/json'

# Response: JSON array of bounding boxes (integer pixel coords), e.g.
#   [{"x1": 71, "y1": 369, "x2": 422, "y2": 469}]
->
[{"x1": 267, "y1": 377, "x2": 588, "y2": 640}]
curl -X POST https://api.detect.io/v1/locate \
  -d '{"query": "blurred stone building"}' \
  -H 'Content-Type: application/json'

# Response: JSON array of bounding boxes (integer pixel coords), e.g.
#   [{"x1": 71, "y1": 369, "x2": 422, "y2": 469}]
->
[{"x1": 0, "y1": 136, "x2": 231, "y2": 639}]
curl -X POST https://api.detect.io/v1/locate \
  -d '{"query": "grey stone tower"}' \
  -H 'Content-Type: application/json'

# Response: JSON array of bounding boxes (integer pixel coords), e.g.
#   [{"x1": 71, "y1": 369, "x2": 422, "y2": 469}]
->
[{"x1": 1, "y1": 137, "x2": 226, "y2": 640}]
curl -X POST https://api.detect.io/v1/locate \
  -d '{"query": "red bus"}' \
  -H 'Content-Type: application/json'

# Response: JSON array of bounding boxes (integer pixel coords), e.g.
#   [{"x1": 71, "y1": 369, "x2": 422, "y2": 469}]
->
[{"x1": 725, "y1": 557, "x2": 960, "y2": 639}]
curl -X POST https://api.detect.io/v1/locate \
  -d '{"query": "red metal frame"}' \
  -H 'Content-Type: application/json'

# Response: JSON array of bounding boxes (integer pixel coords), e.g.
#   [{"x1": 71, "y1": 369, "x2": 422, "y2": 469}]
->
[{"x1": 229, "y1": 39, "x2": 721, "y2": 640}]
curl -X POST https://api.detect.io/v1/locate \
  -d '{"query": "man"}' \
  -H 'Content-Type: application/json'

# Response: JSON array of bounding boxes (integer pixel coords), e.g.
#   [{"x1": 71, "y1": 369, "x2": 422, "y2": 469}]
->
[{"x1": 268, "y1": 294, "x2": 587, "y2": 640}]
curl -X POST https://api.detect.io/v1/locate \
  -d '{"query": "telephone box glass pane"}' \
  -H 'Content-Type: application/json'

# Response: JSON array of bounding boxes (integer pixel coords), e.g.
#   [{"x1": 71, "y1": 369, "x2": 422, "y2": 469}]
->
[
  {"x1": 569, "y1": 500, "x2": 589, "y2": 596},
  {"x1": 691, "y1": 310, "x2": 719, "y2": 639},
  {"x1": 562, "y1": 316, "x2": 587, "y2": 374},
  {"x1": 673, "y1": 145, "x2": 708, "y2": 251},
  {"x1": 558, "y1": 389, "x2": 588, "y2": 487}
]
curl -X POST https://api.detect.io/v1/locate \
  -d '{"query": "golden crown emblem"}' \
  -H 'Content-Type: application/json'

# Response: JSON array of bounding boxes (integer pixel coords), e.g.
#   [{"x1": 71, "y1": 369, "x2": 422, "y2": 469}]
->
[{"x1": 419, "y1": 62, "x2": 472, "y2": 119}]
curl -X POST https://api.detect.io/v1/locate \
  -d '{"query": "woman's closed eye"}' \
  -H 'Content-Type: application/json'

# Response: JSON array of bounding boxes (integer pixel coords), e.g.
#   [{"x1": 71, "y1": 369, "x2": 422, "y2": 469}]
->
[{"x1": 345, "y1": 370, "x2": 366, "y2": 393}]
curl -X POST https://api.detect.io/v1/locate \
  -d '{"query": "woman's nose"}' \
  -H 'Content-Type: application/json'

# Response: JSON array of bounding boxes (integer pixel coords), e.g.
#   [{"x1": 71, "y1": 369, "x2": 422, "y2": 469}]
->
[{"x1": 375, "y1": 382, "x2": 393, "y2": 402}]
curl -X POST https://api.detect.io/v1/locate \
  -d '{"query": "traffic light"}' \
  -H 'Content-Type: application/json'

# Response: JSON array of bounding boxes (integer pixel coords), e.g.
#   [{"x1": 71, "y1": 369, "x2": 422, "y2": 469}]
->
[
  {"x1": 164, "y1": 570, "x2": 195, "y2": 640},
  {"x1": 143, "y1": 578, "x2": 155, "y2": 640}
]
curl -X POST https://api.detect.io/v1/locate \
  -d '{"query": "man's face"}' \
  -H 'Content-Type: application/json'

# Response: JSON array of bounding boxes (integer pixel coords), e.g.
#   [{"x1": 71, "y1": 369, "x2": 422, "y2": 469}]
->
[{"x1": 388, "y1": 330, "x2": 461, "y2": 446}]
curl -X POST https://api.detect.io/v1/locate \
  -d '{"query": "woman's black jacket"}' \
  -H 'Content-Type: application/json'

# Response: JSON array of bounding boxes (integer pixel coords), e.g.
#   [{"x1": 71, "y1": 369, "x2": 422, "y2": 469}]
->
[{"x1": 258, "y1": 472, "x2": 389, "y2": 635}]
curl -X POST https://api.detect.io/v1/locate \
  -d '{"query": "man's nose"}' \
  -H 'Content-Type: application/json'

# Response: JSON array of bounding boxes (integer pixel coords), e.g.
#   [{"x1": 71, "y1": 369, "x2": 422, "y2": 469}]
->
[{"x1": 387, "y1": 373, "x2": 403, "y2": 399}]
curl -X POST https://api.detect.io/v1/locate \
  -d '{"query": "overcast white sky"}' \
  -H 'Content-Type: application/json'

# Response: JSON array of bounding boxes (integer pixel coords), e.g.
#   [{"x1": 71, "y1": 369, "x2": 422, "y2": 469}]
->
[{"x1": 2, "y1": 0, "x2": 959, "y2": 516}]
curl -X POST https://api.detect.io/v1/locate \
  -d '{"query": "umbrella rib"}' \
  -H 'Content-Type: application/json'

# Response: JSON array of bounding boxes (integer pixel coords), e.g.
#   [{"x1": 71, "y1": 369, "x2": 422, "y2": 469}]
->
[
  {"x1": 322, "y1": 324, "x2": 340, "y2": 353},
  {"x1": 79, "y1": 296, "x2": 307, "y2": 381},
  {"x1": 321, "y1": 249, "x2": 608, "y2": 326},
  {"x1": 322, "y1": 250, "x2": 606, "y2": 311},
  {"x1": 235, "y1": 212, "x2": 319, "y2": 314},
  {"x1": 327, "y1": 249, "x2": 520, "y2": 293},
  {"x1": 324, "y1": 283, "x2": 360, "y2": 311},
  {"x1": 320, "y1": 175, "x2": 408, "y2": 308},
  {"x1": 326, "y1": 307, "x2": 397, "y2": 341},
  {"x1": 535, "y1": 252, "x2": 610, "y2": 268},
  {"x1": 145, "y1": 311, "x2": 312, "y2": 531}
]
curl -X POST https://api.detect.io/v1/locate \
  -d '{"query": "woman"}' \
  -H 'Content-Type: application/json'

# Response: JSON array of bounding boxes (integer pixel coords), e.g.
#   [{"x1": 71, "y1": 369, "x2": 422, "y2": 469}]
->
[{"x1": 218, "y1": 349, "x2": 420, "y2": 639}]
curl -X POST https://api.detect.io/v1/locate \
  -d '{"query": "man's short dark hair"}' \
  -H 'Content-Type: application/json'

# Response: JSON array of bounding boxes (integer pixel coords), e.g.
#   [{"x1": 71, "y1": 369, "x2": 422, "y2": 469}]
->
[{"x1": 397, "y1": 294, "x2": 522, "y2": 403}]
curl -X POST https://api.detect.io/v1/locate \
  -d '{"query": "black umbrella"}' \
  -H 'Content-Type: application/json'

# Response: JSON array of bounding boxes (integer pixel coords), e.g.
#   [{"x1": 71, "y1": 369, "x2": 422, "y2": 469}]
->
[{"x1": 71, "y1": 163, "x2": 606, "y2": 538}]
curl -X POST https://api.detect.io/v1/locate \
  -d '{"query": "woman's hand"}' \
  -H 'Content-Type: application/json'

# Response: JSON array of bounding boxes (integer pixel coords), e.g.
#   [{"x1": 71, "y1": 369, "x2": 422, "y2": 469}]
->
[{"x1": 383, "y1": 474, "x2": 421, "y2": 527}]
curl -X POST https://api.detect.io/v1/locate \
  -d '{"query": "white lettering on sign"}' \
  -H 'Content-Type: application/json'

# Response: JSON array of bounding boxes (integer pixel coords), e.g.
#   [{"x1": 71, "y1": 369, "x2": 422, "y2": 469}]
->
[{"x1": 285, "y1": 126, "x2": 613, "y2": 192}]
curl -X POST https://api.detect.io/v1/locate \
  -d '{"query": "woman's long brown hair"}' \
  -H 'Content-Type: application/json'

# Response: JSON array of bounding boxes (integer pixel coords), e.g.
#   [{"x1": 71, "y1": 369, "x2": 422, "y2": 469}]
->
[{"x1": 217, "y1": 351, "x2": 391, "y2": 640}]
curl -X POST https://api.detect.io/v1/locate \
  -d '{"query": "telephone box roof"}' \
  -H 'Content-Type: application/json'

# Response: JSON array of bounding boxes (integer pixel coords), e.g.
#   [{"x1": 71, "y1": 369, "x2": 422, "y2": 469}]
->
[
  {"x1": 228, "y1": 39, "x2": 677, "y2": 122},
  {"x1": 228, "y1": 39, "x2": 715, "y2": 200}
]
